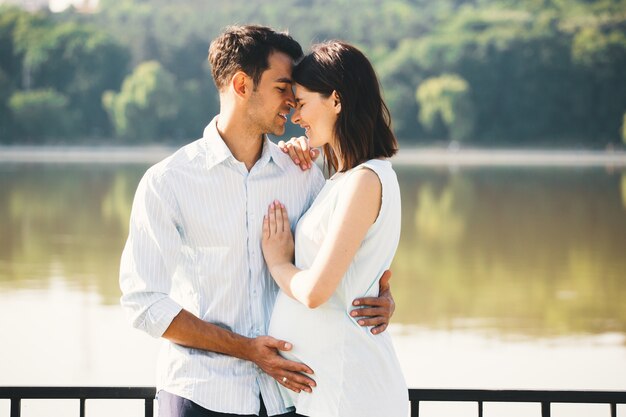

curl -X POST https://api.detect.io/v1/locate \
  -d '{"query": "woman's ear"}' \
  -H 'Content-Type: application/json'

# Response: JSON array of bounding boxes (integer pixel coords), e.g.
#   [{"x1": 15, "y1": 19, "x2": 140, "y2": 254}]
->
[
  {"x1": 232, "y1": 71, "x2": 250, "y2": 98},
  {"x1": 332, "y1": 90, "x2": 342, "y2": 114}
]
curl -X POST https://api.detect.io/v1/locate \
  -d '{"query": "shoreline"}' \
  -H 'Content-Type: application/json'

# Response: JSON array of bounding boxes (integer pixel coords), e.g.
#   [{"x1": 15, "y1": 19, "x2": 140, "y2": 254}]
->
[{"x1": 1, "y1": 145, "x2": 626, "y2": 166}]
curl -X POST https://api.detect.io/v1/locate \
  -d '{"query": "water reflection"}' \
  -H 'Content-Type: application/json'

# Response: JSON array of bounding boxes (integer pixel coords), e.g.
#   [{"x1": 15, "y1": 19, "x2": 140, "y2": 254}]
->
[
  {"x1": 0, "y1": 164, "x2": 143, "y2": 303},
  {"x1": 1, "y1": 163, "x2": 625, "y2": 338},
  {"x1": 621, "y1": 173, "x2": 626, "y2": 210},
  {"x1": 395, "y1": 167, "x2": 626, "y2": 338}
]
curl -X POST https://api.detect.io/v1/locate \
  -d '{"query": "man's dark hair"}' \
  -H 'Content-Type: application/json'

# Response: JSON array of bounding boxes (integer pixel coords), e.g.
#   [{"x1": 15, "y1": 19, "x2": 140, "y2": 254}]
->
[{"x1": 208, "y1": 25, "x2": 303, "y2": 91}]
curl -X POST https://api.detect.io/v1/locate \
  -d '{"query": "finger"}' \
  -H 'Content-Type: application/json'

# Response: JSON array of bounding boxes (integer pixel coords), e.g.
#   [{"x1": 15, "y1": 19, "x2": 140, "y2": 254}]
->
[
  {"x1": 279, "y1": 377, "x2": 304, "y2": 393},
  {"x1": 275, "y1": 200, "x2": 284, "y2": 233},
  {"x1": 310, "y1": 148, "x2": 320, "y2": 161},
  {"x1": 277, "y1": 374, "x2": 312, "y2": 393},
  {"x1": 379, "y1": 270, "x2": 392, "y2": 291},
  {"x1": 354, "y1": 315, "x2": 387, "y2": 328},
  {"x1": 370, "y1": 323, "x2": 388, "y2": 335},
  {"x1": 292, "y1": 141, "x2": 308, "y2": 170},
  {"x1": 352, "y1": 297, "x2": 389, "y2": 307},
  {"x1": 296, "y1": 137, "x2": 312, "y2": 168},
  {"x1": 283, "y1": 371, "x2": 316, "y2": 392},
  {"x1": 350, "y1": 306, "x2": 386, "y2": 318},
  {"x1": 275, "y1": 356, "x2": 315, "y2": 375},
  {"x1": 280, "y1": 203, "x2": 289, "y2": 233},
  {"x1": 278, "y1": 140, "x2": 288, "y2": 152},
  {"x1": 272, "y1": 201, "x2": 280, "y2": 234},
  {"x1": 286, "y1": 143, "x2": 301, "y2": 165},
  {"x1": 268, "y1": 202, "x2": 277, "y2": 235},
  {"x1": 276, "y1": 340, "x2": 292, "y2": 351},
  {"x1": 262, "y1": 215, "x2": 269, "y2": 239},
  {"x1": 264, "y1": 337, "x2": 292, "y2": 352}
]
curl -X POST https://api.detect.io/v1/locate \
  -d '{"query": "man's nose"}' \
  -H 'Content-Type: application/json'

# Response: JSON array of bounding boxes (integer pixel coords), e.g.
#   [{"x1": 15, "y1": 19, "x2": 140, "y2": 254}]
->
[{"x1": 285, "y1": 89, "x2": 296, "y2": 108}]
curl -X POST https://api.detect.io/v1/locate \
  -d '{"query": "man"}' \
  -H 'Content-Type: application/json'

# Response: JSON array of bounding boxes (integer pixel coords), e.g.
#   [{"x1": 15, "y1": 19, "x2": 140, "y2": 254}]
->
[{"x1": 119, "y1": 25, "x2": 394, "y2": 417}]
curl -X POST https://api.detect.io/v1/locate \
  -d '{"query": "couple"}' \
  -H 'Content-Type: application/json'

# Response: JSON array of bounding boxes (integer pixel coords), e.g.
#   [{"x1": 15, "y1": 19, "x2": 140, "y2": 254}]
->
[{"x1": 119, "y1": 25, "x2": 407, "y2": 417}]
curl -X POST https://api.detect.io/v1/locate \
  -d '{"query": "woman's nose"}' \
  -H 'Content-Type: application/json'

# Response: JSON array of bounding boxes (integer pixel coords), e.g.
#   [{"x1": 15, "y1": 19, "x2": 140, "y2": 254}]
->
[{"x1": 291, "y1": 108, "x2": 301, "y2": 125}]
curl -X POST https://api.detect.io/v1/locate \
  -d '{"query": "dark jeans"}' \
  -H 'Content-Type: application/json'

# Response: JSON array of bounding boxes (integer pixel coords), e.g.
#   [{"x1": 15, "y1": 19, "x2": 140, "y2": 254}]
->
[{"x1": 157, "y1": 390, "x2": 305, "y2": 417}]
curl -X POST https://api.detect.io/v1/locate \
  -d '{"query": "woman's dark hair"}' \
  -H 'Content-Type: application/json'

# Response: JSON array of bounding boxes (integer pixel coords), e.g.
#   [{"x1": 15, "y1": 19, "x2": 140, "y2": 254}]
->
[
  {"x1": 293, "y1": 41, "x2": 398, "y2": 173},
  {"x1": 209, "y1": 25, "x2": 302, "y2": 91}
]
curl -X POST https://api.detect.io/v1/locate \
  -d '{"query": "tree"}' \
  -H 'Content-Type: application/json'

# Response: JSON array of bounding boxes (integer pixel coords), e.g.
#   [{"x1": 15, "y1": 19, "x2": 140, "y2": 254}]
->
[
  {"x1": 571, "y1": 28, "x2": 626, "y2": 143},
  {"x1": 416, "y1": 74, "x2": 475, "y2": 142},
  {"x1": 160, "y1": 78, "x2": 217, "y2": 141},
  {"x1": 102, "y1": 61, "x2": 179, "y2": 142},
  {"x1": 0, "y1": 7, "x2": 21, "y2": 86},
  {"x1": 0, "y1": 67, "x2": 11, "y2": 140},
  {"x1": 13, "y1": 22, "x2": 130, "y2": 137},
  {"x1": 8, "y1": 89, "x2": 74, "y2": 142}
]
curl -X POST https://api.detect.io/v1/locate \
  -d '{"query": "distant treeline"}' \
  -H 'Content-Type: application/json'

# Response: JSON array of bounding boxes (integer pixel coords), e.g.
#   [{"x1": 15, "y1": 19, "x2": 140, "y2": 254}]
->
[{"x1": 1, "y1": 0, "x2": 626, "y2": 146}]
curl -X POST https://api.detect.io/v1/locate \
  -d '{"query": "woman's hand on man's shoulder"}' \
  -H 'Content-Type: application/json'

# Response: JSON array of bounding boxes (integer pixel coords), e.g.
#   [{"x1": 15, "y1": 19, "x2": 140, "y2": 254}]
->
[{"x1": 278, "y1": 136, "x2": 320, "y2": 171}]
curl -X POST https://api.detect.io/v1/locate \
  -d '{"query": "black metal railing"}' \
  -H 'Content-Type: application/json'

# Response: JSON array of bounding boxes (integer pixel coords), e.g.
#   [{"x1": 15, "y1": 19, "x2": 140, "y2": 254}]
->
[
  {"x1": 409, "y1": 389, "x2": 626, "y2": 417},
  {"x1": 1, "y1": 387, "x2": 625, "y2": 417},
  {"x1": 0, "y1": 387, "x2": 155, "y2": 417}
]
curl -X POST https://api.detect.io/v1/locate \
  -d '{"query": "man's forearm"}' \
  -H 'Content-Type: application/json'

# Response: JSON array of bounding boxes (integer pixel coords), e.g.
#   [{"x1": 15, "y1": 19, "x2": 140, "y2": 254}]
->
[
  {"x1": 162, "y1": 309, "x2": 253, "y2": 361},
  {"x1": 162, "y1": 309, "x2": 318, "y2": 393}
]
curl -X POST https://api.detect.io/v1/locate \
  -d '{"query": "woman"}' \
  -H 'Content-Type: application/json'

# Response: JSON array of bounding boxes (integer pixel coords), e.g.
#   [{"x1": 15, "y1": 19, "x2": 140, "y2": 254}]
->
[{"x1": 261, "y1": 41, "x2": 407, "y2": 417}]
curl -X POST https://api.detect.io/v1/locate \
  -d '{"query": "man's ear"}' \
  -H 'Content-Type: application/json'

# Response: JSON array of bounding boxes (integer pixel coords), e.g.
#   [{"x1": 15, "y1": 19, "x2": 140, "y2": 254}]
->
[
  {"x1": 332, "y1": 90, "x2": 341, "y2": 114},
  {"x1": 232, "y1": 71, "x2": 251, "y2": 98}
]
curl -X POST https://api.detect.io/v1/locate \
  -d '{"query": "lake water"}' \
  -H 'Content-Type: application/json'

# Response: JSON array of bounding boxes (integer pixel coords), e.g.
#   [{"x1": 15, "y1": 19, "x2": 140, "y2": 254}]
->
[{"x1": 1, "y1": 155, "x2": 625, "y2": 417}]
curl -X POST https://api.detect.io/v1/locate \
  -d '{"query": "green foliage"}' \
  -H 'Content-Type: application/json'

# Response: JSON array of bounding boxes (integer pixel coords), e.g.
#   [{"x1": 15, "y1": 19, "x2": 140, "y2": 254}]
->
[
  {"x1": 8, "y1": 89, "x2": 74, "y2": 141},
  {"x1": 572, "y1": 27, "x2": 626, "y2": 69},
  {"x1": 0, "y1": 67, "x2": 12, "y2": 141},
  {"x1": 171, "y1": 79, "x2": 216, "y2": 140},
  {"x1": 0, "y1": 7, "x2": 129, "y2": 141},
  {"x1": 103, "y1": 61, "x2": 179, "y2": 141},
  {"x1": 2, "y1": 0, "x2": 626, "y2": 145},
  {"x1": 416, "y1": 74, "x2": 475, "y2": 142},
  {"x1": 0, "y1": 6, "x2": 28, "y2": 86},
  {"x1": 15, "y1": 21, "x2": 129, "y2": 136}
]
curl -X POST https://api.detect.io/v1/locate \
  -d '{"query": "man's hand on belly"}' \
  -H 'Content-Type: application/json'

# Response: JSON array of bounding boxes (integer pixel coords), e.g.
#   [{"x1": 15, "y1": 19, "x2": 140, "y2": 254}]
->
[{"x1": 244, "y1": 336, "x2": 316, "y2": 393}]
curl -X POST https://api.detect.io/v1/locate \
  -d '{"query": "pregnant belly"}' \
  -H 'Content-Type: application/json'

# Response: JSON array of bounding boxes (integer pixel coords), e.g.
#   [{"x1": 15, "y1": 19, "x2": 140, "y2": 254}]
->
[{"x1": 268, "y1": 292, "x2": 346, "y2": 367}]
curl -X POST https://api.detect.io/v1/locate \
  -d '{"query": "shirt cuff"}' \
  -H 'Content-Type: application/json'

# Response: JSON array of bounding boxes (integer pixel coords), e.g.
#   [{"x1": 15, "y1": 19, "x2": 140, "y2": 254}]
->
[{"x1": 144, "y1": 297, "x2": 183, "y2": 338}]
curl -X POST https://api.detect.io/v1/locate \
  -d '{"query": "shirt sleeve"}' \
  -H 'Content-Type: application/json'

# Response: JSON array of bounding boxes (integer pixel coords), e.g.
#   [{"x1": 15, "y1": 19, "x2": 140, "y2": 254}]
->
[{"x1": 119, "y1": 168, "x2": 184, "y2": 338}]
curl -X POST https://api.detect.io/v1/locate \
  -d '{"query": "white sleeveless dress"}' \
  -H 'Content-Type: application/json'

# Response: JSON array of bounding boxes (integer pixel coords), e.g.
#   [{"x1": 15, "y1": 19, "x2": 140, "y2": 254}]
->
[{"x1": 268, "y1": 159, "x2": 408, "y2": 417}]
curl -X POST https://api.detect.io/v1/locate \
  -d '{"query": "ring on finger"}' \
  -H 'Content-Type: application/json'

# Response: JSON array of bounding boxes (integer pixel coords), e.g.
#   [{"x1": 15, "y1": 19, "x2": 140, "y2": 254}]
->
[{"x1": 282, "y1": 376, "x2": 288, "y2": 384}]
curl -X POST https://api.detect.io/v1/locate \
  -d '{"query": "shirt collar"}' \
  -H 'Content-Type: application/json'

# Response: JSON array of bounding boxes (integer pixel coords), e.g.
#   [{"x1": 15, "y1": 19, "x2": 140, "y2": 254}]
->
[
  {"x1": 203, "y1": 117, "x2": 233, "y2": 170},
  {"x1": 203, "y1": 116, "x2": 287, "y2": 172},
  {"x1": 263, "y1": 135, "x2": 288, "y2": 172}
]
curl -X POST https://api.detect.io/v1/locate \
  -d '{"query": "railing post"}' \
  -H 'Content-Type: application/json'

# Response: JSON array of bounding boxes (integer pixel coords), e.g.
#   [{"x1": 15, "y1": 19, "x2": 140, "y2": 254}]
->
[
  {"x1": 145, "y1": 397, "x2": 154, "y2": 417},
  {"x1": 80, "y1": 398, "x2": 86, "y2": 417},
  {"x1": 410, "y1": 399, "x2": 419, "y2": 417},
  {"x1": 10, "y1": 398, "x2": 20, "y2": 417},
  {"x1": 611, "y1": 402, "x2": 616, "y2": 417},
  {"x1": 478, "y1": 401, "x2": 483, "y2": 417},
  {"x1": 541, "y1": 401, "x2": 551, "y2": 417}
]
